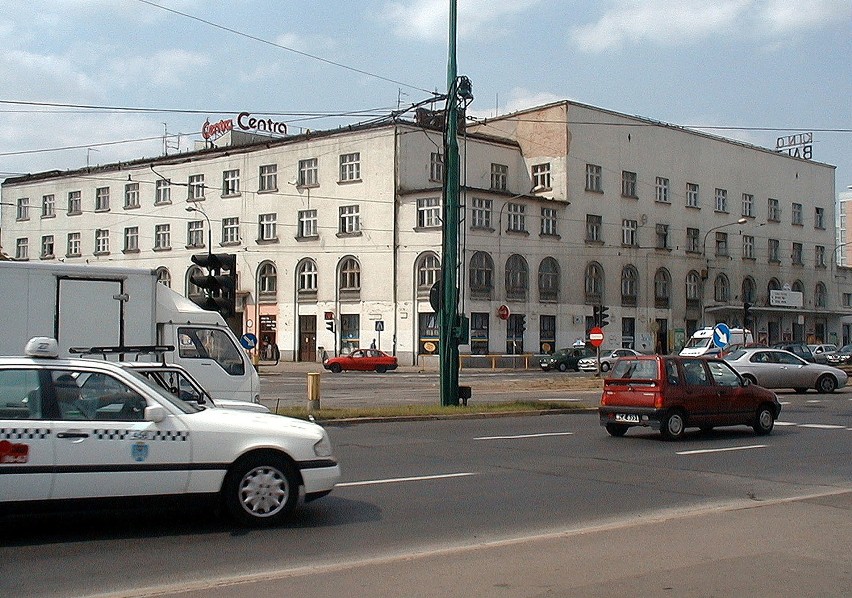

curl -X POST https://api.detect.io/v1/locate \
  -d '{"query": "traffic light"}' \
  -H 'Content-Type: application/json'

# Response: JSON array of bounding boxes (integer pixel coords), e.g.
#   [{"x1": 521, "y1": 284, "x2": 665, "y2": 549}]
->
[
  {"x1": 593, "y1": 305, "x2": 601, "y2": 326},
  {"x1": 324, "y1": 311, "x2": 335, "y2": 333},
  {"x1": 190, "y1": 252, "x2": 237, "y2": 317},
  {"x1": 519, "y1": 315, "x2": 526, "y2": 333},
  {"x1": 743, "y1": 302, "x2": 752, "y2": 326},
  {"x1": 599, "y1": 305, "x2": 610, "y2": 328}
]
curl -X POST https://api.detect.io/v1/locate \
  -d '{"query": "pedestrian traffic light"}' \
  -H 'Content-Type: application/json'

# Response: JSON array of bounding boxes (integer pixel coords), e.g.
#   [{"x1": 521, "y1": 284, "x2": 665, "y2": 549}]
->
[
  {"x1": 743, "y1": 302, "x2": 752, "y2": 326},
  {"x1": 599, "y1": 305, "x2": 610, "y2": 328},
  {"x1": 189, "y1": 252, "x2": 237, "y2": 317},
  {"x1": 325, "y1": 320, "x2": 335, "y2": 333}
]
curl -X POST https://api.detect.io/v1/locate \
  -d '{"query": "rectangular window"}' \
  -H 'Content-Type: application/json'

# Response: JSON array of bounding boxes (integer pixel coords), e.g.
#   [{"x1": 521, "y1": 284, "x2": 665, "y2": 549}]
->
[
  {"x1": 222, "y1": 169, "x2": 240, "y2": 196},
  {"x1": 715, "y1": 231, "x2": 729, "y2": 256},
  {"x1": 686, "y1": 183, "x2": 699, "y2": 208},
  {"x1": 715, "y1": 188, "x2": 728, "y2": 212},
  {"x1": 41, "y1": 194, "x2": 55, "y2": 218},
  {"x1": 95, "y1": 229, "x2": 110, "y2": 254},
  {"x1": 68, "y1": 191, "x2": 82, "y2": 214},
  {"x1": 742, "y1": 193, "x2": 754, "y2": 217},
  {"x1": 298, "y1": 158, "x2": 318, "y2": 187},
  {"x1": 471, "y1": 198, "x2": 492, "y2": 229},
  {"x1": 656, "y1": 223, "x2": 669, "y2": 249},
  {"x1": 340, "y1": 314, "x2": 361, "y2": 355},
  {"x1": 655, "y1": 177, "x2": 669, "y2": 203},
  {"x1": 222, "y1": 217, "x2": 240, "y2": 244},
  {"x1": 792, "y1": 242, "x2": 803, "y2": 265},
  {"x1": 686, "y1": 227, "x2": 700, "y2": 253},
  {"x1": 586, "y1": 214, "x2": 602, "y2": 242},
  {"x1": 621, "y1": 171, "x2": 638, "y2": 198},
  {"x1": 541, "y1": 207, "x2": 557, "y2": 236},
  {"x1": 124, "y1": 183, "x2": 140, "y2": 208},
  {"x1": 743, "y1": 235, "x2": 755, "y2": 259},
  {"x1": 298, "y1": 209, "x2": 318, "y2": 238},
  {"x1": 768, "y1": 238, "x2": 780, "y2": 262},
  {"x1": 815, "y1": 245, "x2": 826, "y2": 268},
  {"x1": 506, "y1": 203, "x2": 526, "y2": 232},
  {"x1": 259, "y1": 164, "x2": 278, "y2": 192},
  {"x1": 622, "y1": 219, "x2": 638, "y2": 246},
  {"x1": 154, "y1": 224, "x2": 171, "y2": 250},
  {"x1": 815, "y1": 207, "x2": 825, "y2": 229},
  {"x1": 15, "y1": 238, "x2": 28, "y2": 260},
  {"x1": 417, "y1": 197, "x2": 441, "y2": 228},
  {"x1": 429, "y1": 152, "x2": 443, "y2": 182},
  {"x1": 67, "y1": 232, "x2": 81, "y2": 257},
  {"x1": 470, "y1": 312, "x2": 489, "y2": 355},
  {"x1": 792, "y1": 202, "x2": 803, "y2": 225},
  {"x1": 540, "y1": 315, "x2": 556, "y2": 353},
  {"x1": 188, "y1": 174, "x2": 205, "y2": 200},
  {"x1": 532, "y1": 163, "x2": 551, "y2": 190},
  {"x1": 490, "y1": 163, "x2": 508, "y2": 191},
  {"x1": 40, "y1": 235, "x2": 54, "y2": 259},
  {"x1": 155, "y1": 179, "x2": 171, "y2": 205},
  {"x1": 585, "y1": 164, "x2": 602, "y2": 192},
  {"x1": 258, "y1": 213, "x2": 277, "y2": 241},
  {"x1": 95, "y1": 187, "x2": 110, "y2": 211},
  {"x1": 339, "y1": 153, "x2": 361, "y2": 182},
  {"x1": 187, "y1": 221, "x2": 204, "y2": 248},
  {"x1": 124, "y1": 227, "x2": 139, "y2": 252},
  {"x1": 16, "y1": 197, "x2": 30, "y2": 220},
  {"x1": 339, "y1": 205, "x2": 360, "y2": 234},
  {"x1": 768, "y1": 198, "x2": 780, "y2": 221}
]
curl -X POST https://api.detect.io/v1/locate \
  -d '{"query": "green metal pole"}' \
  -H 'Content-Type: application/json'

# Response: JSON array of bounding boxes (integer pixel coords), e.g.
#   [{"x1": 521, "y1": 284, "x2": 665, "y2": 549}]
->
[{"x1": 440, "y1": 0, "x2": 460, "y2": 406}]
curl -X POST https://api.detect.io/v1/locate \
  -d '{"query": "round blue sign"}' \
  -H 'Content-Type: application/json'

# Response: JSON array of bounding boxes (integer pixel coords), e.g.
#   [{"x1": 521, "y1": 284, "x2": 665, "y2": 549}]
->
[
  {"x1": 240, "y1": 333, "x2": 258, "y2": 350},
  {"x1": 712, "y1": 323, "x2": 731, "y2": 348}
]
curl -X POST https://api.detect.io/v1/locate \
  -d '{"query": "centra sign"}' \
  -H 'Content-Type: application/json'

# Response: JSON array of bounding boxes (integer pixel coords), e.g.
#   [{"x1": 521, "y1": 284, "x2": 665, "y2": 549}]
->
[{"x1": 202, "y1": 112, "x2": 288, "y2": 141}]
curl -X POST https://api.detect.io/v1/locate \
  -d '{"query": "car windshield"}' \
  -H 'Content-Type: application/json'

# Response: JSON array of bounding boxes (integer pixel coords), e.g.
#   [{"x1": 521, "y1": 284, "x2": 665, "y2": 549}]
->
[
  {"x1": 723, "y1": 350, "x2": 746, "y2": 361},
  {"x1": 121, "y1": 368, "x2": 202, "y2": 414},
  {"x1": 684, "y1": 336, "x2": 711, "y2": 349}
]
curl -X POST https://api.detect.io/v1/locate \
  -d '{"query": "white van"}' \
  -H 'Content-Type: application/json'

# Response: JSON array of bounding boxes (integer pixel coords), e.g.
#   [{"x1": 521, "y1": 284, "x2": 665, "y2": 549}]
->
[{"x1": 679, "y1": 327, "x2": 754, "y2": 357}]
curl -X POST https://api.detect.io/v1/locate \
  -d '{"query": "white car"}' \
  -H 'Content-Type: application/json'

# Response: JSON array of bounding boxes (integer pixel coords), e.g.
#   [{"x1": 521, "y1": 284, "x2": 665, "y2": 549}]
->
[
  {"x1": 0, "y1": 338, "x2": 340, "y2": 526},
  {"x1": 578, "y1": 348, "x2": 641, "y2": 373}
]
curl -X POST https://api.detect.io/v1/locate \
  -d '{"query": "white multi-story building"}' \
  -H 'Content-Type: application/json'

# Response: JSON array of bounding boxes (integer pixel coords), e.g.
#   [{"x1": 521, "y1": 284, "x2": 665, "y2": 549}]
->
[{"x1": 2, "y1": 101, "x2": 848, "y2": 362}]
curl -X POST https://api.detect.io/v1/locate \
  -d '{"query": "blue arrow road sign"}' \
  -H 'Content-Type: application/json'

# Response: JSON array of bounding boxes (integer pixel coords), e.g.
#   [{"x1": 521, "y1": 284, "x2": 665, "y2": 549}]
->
[
  {"x1": 240, "y1": 333, "x2": 258, "y2": 350},
  {"x1": 712, "y1": 323, "x2": 731, "y2": 348}
]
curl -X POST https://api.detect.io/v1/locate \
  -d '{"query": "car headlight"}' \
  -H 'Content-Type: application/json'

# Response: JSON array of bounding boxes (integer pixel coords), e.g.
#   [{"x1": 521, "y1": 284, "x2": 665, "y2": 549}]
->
[{"x1": 313, "y1": 434, "x2": 333, "y2": 457}]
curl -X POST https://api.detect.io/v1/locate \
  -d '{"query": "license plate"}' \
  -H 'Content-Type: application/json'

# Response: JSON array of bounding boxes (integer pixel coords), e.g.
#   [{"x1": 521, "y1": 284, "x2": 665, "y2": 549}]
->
[{"x1": 614, "y1": 413, "x2": 640, "y2": 423}]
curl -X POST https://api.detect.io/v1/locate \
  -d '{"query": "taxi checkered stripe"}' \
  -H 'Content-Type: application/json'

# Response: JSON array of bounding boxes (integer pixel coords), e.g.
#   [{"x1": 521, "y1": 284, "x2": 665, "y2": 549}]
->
[
  {"x1": 93, "y1": 429, "x2": 129, "y2": 440},
  {"x1": 1, "y1": 428, "x2": 51, "y2": 440},
  {"x1": 91, "y1": 429, "x2": 189, "y2": 441},
  {"x1": 153, "y1": 430, "x2": 188, "y2": 441}
]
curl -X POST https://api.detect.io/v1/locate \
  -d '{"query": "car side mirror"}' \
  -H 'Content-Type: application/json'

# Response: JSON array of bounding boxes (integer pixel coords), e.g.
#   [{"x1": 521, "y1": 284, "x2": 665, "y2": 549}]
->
[{"x1": 145, "y1": 405, "x2": 167, "y2": 423}]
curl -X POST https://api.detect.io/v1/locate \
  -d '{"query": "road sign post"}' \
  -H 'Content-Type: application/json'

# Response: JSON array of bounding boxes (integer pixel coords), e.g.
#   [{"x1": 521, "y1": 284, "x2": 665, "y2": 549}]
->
[{"x1": 589, "y1": 326, "x2": 605, "y2": 377}]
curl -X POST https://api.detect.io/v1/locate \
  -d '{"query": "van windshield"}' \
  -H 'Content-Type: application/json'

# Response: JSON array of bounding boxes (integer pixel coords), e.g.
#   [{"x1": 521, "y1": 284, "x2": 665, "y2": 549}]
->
[{"x1": 684, "y1": 336, "x2": 711, "y2": 349}]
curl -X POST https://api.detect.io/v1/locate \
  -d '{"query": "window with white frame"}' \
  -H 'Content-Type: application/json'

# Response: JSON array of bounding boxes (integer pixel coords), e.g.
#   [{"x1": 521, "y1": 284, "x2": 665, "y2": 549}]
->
[
  {"x1": 155, "y1": 179, "x2": 171, "y2": 205},
  {"x1": 506, "y1": 203, "x2": 525, "y2": 232},
  {"x1": 714, "y1": 274, "x2": 730, "y2": 302},
  {"x1": 686, "y1": 183, "x2": 699, "y2": 208},
  {"x1": 68, "y1": 191, "x2": 82, "y2": 214},
  {"x1": 585, "y1": 262, "x2": 603, "y2": 301},
  {"x1": 95, "y1": 229, "x2": 110, "y2": 254},
  {"x1": 222, "y1": 217, "x2": 240, "y2": 244},
  {"x1": 258, "y1": 262, "x2": 277, "y2": 297},
  {"x1": 417, "y1": 254, "x2": 441, "y2": 289},
  {"x1": 532, "y1": 163, "x2": 551, "y2": 190},
  {"x1": 767, "y1": 198, "x2": 780, "y2": 221},
  {"x1": 339, "y1": 257, "x2": 361, "y2": 290},
  {"x1": 540, "y1": 207, "x2": 557, "y2": 236},
  {"x1": 417, "y1": 197, "x2": 441, "y2": 228},
  {"x1": 298, "y1": 259, "x2": 318, "y2": 292},
  {"x1": 715, "y1": 188, "x2": 728, "y2": 212},
  {"x1": 686, "y1": 227, "x2": 700, "y2": 253},
  {"x1": 471, "y1": 198, "x2": 492, "y2": 229},
  {"x1": 743, "y1": 235, "x2": 755, "y2": 259},
  {"x1": 490, "y1": 163, "x2": 507, "y2": 191},
  {"x1": 298, "y1": 209, "x2": 318, "y2": 238},
  {"x1": 154, "y1": 224, "x2": 170, "y2": 250},
  {"x1": 339, "y1": 205, "x2": 360, "y2": 234},
  {"x1": 41, "y1": 235, "x2": 54, "y2": 259},
  {"x1": 742, "y1": 193, "x2": 754, "y2": 217},
  {"x1": 15, "y1": 238, "x2": 28, "y2": 260},
  {"x1": 188, "y1": 174, "x2": 205, "y2": 200},
  {"x1": 586, "y1": 214, "x2": 602, "y2": 242},
  {"x1": 621, "y1": 265, "x2": 639, "y2": 305},
  {"x1": 792, "y1": 242, "x2": 803, "y2": 265},
  {"x1": 622, "y1": 219, "x2": 638, "y2": 246},
  {"x1": 792, "y1": 202, "x2": 803, "y2": 225},
  {"x1": 339, "y1": 153, "x2": 361, "y2": 182},
  {"x1": 768, "y1": 238, "x2": 780, "y2": 262},
  {"x1": 156, "y1": 267, "x2": 171, "y2": 288},
  {"x1": 655, "y1": 177, "x2": 669, "y2": 203},
  {"x1": 621, "y1": 171, "x2": 638, "y2": 198},
  {"x1": 42, "y1": 194, "x2": 55, "y2": 218},
  {"x1": 259, "y1": 164, "x2": 277, "y2": 192},
  {"x1": 585, "y1": 164, "x2": 602, "y2": 192},
  {"x1": 686, "y1": 271, "x2": 701, "y2": 302},
  {"x1": 429, "y1": 152, "x2": 443, "y2": 182},
  {"x1": 16, "y1": 197, "x2": 29, "y2": 220},
  {"x1": 469, "y1": 251, "x2": 493, "y2": 297},
  {"x1": 815, "y1": 245, "x2": 826, "y2": 268},
  {"x1": 815, "y1": 207, "x2": 825, "y2": 229},
  {"x1": 67, "y1": 232, "x2": 81, "y2": 257},
  {"x1": 222, "y1": 169, "x2": 240, "y2": 196},
  {"x1": 95, "y1": 187, "x2": 110, "y2": 211},
  {"x1": 258, "y1": 213, "x2": 277, "y2": 241},
  {"x1": 187, "y1": 221, "x2": 204, "y2": 248},
  {"x1": 656, "y1": 223, "x2": 670, "y2": 249},
  {"x1": 124, "y1": 183, "x2": 140, "y2": 208},
  {"x1": 298, "y1": 158, "x2": 318, "y2": 187},
  {"x1": 124, "y1": 227, "x2": 139, "y2": 252}
]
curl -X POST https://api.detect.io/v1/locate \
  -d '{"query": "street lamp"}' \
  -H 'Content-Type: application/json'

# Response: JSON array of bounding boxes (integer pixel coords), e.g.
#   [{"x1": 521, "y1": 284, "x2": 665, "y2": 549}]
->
[
  {"x1": 702, "y1": 217, "x2": 748, "y2": 258},
  {"x1": 185, "y1": 205, "x2": 212, "y2": 254}
]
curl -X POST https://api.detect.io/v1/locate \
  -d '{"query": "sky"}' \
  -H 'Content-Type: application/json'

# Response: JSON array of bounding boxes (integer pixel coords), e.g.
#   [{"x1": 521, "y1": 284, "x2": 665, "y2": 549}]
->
[{"x1": 1, "y1": 0, "x2": 850, "y2": 200}]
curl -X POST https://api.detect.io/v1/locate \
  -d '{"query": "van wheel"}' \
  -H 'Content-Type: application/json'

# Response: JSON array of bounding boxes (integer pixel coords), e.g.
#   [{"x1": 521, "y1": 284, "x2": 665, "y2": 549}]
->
[
  {"x1": 815, "y1": 374, "x2": 837, "y2": 394},
  {"x1": 753, "y1": 404, "x2": 775, "y2": 435},
  {"x1": 660, "y1": 410, "x2": 686, "y2": 440},
  {"x1": 223, "y1": 454, "x2": 298, "y2": 527},
  {"x1": 605, "y1": 423, "x2": 628, "y2": 437}
]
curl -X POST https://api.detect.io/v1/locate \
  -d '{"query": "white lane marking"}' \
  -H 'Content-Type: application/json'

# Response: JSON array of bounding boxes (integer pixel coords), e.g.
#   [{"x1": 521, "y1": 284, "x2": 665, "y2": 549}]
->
[
  {"x1": 677, "y1": 445, "x2": 767, "y2": 455},
  {"x1": 806, "y1": 400, "x2": 822, "y2": 403},
  {"x1": 474, "y1": 432, "x2": 575, "y2": 441},
  {"x1": 779, "y1": 401, "x2": 792, "y2": 405},
  {"x1": 775, "y1": 421, "x2": 798, "y2": 426},
  {"x1": 337, "y1": 472, "x2": 476, "y2": 487},
  {"x1": 798, "y1": 423, "x2": 846, "y2": 429}
]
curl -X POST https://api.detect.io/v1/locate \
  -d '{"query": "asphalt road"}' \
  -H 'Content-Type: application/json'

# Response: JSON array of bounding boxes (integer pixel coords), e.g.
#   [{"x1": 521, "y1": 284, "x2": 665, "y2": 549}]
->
[{"x1": 1, "y1": 388, "x2": 849, "y2": 597}]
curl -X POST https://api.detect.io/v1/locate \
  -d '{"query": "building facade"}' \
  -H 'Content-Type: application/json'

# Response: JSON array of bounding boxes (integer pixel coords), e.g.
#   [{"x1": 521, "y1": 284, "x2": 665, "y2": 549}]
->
[{"x1": 2, "y1": 100, "x2": 848, "y2": 362}]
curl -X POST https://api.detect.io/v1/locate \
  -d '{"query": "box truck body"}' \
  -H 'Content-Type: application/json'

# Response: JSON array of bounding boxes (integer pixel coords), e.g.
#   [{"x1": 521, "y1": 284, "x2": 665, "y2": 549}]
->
[{"x1": 0, "y1": 261, "x2": 260, "y2": 405}]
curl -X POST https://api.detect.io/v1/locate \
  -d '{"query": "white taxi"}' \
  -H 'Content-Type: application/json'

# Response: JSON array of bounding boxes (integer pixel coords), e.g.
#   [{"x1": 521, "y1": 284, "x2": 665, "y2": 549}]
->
[{"x1": 0, "y1": 338, "x2": 340, "y2": 526}]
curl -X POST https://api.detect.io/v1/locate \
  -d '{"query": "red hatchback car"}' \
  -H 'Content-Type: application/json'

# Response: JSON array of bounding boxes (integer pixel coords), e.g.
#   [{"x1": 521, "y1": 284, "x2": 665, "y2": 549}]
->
[
  {"x1": 323, "y1": 349, "x2": 398, "y2": 374},
  {"x1": 599, "y1": 355, "x2": 781, "y2": 440}
]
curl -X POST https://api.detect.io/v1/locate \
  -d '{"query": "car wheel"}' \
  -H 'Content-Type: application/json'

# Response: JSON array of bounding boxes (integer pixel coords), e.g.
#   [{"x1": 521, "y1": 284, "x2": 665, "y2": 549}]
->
[
  {"x1": 660, "y1": 410, "x2": 686, "y2": 440},
  {"x1": 557, "y1": 363, "x2": 568, "y2": 372},
  {"x1": 753, "y1": 404, "x2": 775, "y2": 435},
  {"x1": 605, "y1": 423, "x2": 628, "y2": 437},
  {"x1": 375, "y1": 365, "x2": 387, "y2": 373},
  {"x1": 815, "y1": 374, "x2": 838, "y2": 394},
  {"x1": 223, "y1": 454, "x2": 298, "y2": 527},
  {"x1": 600, "y1": 362, "x2": 611, "y2": 372},
  {"x1": 329, "y1": 363, "x2": 342, "y2": 374},
  {"x1": 743, "y1": 374, "x2": 758, "y2": 385}
]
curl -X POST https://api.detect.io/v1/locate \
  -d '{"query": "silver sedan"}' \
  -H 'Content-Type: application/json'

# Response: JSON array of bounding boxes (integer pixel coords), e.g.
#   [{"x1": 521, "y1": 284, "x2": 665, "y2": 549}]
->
[
  {"x1": 578, "y1": 348, "x2": 641, "y2": 373},
  {"x1": 723, "y1": 347, "x2": 848, "y2": 393}
]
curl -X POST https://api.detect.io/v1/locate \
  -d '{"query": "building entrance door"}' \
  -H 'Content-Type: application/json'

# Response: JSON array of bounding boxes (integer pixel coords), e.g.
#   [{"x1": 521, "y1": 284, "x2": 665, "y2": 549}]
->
[{"x1": 299, "y1": 315, "x2": 317, "y2": 362}]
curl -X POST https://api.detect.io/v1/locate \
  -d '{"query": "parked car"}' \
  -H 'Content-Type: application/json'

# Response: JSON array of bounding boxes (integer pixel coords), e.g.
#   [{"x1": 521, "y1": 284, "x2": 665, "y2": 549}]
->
[
  {"x1": 769, "y1": 342, "x2": 814, "y2": 362},
  {"x1": 323, "y1": 349, "x2": 398, "y2": 373},
  {"x1": 826, "y1": 343, "x2": 852, "y2": 365},
  {"x1": 599, "y1": 355, "x2": 781, "y2": 440},
  {"x1": 807, "y1": 344, "x2": 838, "y2": 364},
  {"x1": 724, "y1": 347, "x2": 848, "y2": 393},
  {"x1": 540, "y1": 347, "x2": 596, "y2": 372},
  {"x1": 0, "y1": 338, "x2": 340, "y2": 526},
  {"x1": 578, "y1": 348, "x2": 641, "y2": 373}
]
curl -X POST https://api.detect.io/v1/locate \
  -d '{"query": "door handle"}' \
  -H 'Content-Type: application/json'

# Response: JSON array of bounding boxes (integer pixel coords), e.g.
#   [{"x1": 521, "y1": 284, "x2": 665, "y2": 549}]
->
[{"x1": 57, "y1": 432, "x2": 90, "y2": 439}]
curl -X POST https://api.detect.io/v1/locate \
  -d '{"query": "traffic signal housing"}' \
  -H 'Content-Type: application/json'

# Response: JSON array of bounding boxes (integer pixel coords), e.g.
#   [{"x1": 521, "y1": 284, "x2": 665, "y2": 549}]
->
[
  {"x1": 599, "y1": 305, "x2": 610, "y2": 328},
  {"x1": 324, "y1": 311, "x2": 335, "y2": 333},
  {"x1": 189, "y1": 252, "x2": 237, "y2": 317},
  {"x1": 743, "y1": 302, "x2": 752, "y2": 327},
  {"x1": 593, "y1": 305, "x2": 601, "y2": 326}
]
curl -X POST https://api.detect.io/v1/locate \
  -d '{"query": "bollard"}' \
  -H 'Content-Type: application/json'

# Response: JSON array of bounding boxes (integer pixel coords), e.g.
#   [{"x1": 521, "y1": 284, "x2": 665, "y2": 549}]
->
[{"x1": 307, "y1": 372, "x2": 321, "y2": 412}]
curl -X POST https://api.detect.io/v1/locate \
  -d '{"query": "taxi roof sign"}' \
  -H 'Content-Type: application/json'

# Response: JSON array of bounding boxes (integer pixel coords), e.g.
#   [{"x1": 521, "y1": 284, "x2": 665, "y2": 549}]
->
[{"x1": 25, "y1": 337, "x2": 59, "y2": 358}]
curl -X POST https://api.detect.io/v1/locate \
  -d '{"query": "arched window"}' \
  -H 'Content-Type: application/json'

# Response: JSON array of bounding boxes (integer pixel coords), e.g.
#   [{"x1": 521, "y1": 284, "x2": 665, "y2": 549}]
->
[
  {"x1": 815, "y1": 282, "x2": 827, "y2": 308},
  {"x1": 792, "y1": 280, "x2": 804, "y2": 294},
  {"x1": 714, "y1": 273, "x2": 730, "y2": 303},
  {"x1": 768, "y1": 278, "x2": 781, "y2": 293},
  {"x1": 339, "y1": 257, "x2": 361, "y2": 291},
  {"x1": 621, "y1": 265, "x2": 638, "y2": 306},
  {"x1": 538, "y1": 257, "x2": 559, "y2": 302},
  {"x1": 186, "y1": 266, "x2": 204, "y2": 300},
  {"x1": 416, "y1": 253, "x2": 441, "y2": 291},
  {"x1": 469, "y1": 251, "x2": 493, "y2": 299},
  {"x1": 686, "y1": 271, "x2": 702, "y2": 304},
  {"x1": 505, "y1": 254, "x2": 528, "y2": 301},
  {"x1": 156, "y1": 266, "x2": 171, "y2": 288},
  {"x1": 297, "y1": 259, "x2": 317, "y2": 294},
  {"x1": 258, "y1": 261, "x2": 277, "y2": 299},
  {"x1": 654, "y1": 268, "x2": 670, "y2": 308},
  {"x1": 742, "y1": 277, "x2": 756, "y2": 304},
  {"x1": 585, "y1": 262, "x2": 603, "y2": 304}
]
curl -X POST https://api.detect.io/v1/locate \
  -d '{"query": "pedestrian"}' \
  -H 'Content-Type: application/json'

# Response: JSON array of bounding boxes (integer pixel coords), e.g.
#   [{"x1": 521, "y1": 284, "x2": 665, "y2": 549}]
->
[{"x1": 370, "y1": 338, "x2": 377, "y2": 350}]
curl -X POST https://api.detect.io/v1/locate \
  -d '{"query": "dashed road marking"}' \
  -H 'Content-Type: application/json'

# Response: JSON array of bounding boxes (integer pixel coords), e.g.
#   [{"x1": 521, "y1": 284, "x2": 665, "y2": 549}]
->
[
  {"x1": 337, "y1": 472, "x2": 477, "y2": 487},
  {"x1": 677, "y1": 444, "x2": 767, "y2": 455},
  {"x1": 474, "y1": 432, "x2": 575, "y2": 441}
]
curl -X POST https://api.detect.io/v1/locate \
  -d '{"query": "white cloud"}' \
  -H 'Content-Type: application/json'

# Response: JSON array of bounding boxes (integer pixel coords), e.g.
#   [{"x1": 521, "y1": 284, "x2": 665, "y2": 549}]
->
[
  {"x1": 380, "y1": 0, "x2": 542, "y2": 41},
  {"x1": 469, "y1": 87, "x2": 564, "y2": 120},
  {"x1": 107, "y1": 50, "x2": 210, "y2": 89}
]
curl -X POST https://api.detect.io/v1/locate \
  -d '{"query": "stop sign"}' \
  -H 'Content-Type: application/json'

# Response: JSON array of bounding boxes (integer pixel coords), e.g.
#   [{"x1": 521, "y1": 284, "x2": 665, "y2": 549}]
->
[
  {"x1": 589, "y1": 326, "x2": 605, "y2": 347},
  {"x1": 497, "y1": 304, "x2": 511, "y2": 320}
]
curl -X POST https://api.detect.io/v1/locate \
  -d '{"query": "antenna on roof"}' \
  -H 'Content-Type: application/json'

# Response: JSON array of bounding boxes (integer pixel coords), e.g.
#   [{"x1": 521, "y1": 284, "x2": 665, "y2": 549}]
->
[{"x1": 163, "y1": 123, "x2": 180, "y2": 156}]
